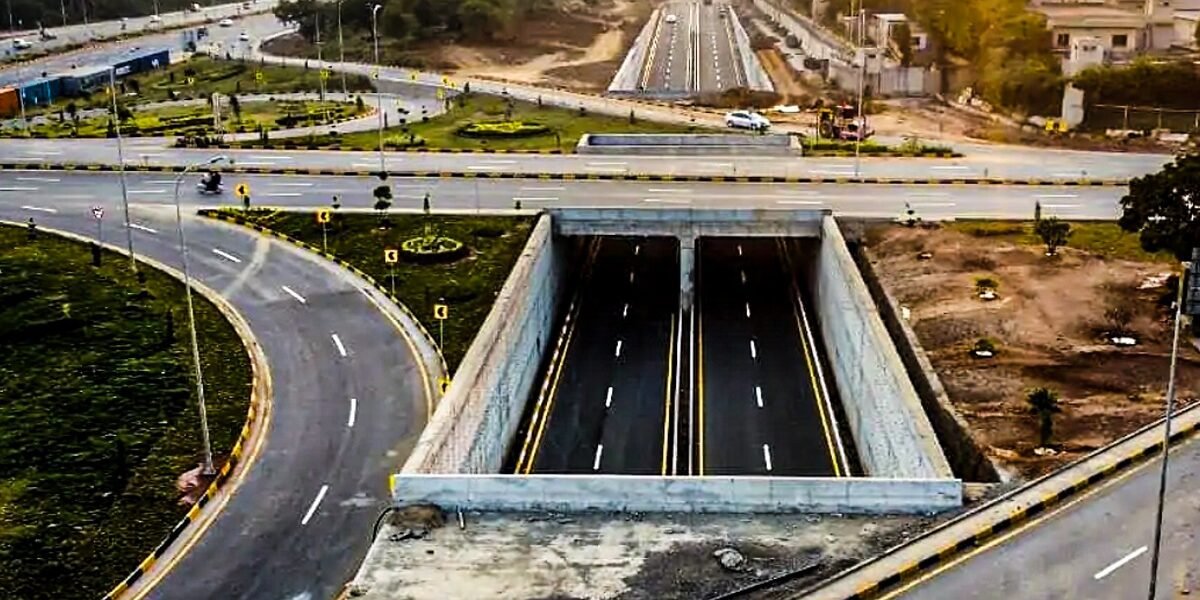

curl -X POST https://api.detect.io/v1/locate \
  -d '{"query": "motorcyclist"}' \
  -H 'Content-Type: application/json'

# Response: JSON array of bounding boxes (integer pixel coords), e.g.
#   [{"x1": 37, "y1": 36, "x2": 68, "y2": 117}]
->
[{"x1": 201, "y1": 170, "x2": 222, "y2": 192}]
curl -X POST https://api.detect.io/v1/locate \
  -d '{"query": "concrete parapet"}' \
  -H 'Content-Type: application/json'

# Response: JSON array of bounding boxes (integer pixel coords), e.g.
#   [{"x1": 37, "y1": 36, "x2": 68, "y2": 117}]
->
[
  {"x1": 607, "y1": 9, "x2": 662, "y2": 94},
  {"x1": 550, "y1": 207, "x2": 826, "y2": 238},
  {"x1": 727, "y1": 8, "x2": 775, "y2": 92},
  {"x1": 812, "y1": 216, "x2": 953, "y2": 479},
  {"x1": 389, "y1": 474, "x2": 962, "y2": 514},
  {"x1": 577, "y1": 133, "x2": 801, "y2": 156},
  {"x1": 401, "y1": 215, "x2": 566, "y2": 473}
]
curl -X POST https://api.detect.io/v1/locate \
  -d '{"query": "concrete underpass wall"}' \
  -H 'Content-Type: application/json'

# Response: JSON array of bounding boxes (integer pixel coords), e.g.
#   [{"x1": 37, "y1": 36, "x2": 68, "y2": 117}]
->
[
  {"x1": 608, "y1": 8, "x2": 661, "y2": 94},
  {"x1": 727, "y1": 9, "x2": 774, "y2": 92},
  {"x1": 401, "y1": 215, "x2": 566, "y2": 474},
  {"x1": 813, "y1": 217, "x2": 952, "y2": 479},
  {"x1": 390, "y1": 474, "x2": 961, "y2": 514}
]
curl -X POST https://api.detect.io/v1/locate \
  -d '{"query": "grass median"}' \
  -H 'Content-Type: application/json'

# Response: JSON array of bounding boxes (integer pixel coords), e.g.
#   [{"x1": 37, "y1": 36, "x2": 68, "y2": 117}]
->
[
  {"x1": 0, "y1": 225, "x2": 251, "y2": 599},
  {"x1": 21, "y1": 100, "x2": 361, "y2": 139},
  {"x1": 224, "y1": 209, "x2": 534, "y2": 371},
  {"x1": 944, "y1": 220, "x2": 1176, "y2": 263}
]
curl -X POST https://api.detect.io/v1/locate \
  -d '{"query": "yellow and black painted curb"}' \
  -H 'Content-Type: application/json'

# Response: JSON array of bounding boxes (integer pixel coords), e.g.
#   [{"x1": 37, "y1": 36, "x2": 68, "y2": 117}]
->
[
  {"x1": 0, "y1": 162, "x2": 1130, "y2": 187},
  {"x1": 174, "y1": 141, "x2": 567, "y2": 154},
  {"x1": 197, "y1": 209, "x2": 451, "y2": 380},
  {"x1": 840, "y1": 416, "x2": 1200, "y2": 599}
]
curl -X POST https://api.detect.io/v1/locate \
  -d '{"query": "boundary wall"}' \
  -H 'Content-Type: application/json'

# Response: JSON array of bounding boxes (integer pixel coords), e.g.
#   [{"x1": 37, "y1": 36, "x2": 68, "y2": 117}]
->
[
  {"x1": 576, "y1": 133, "x2": 801, "y2": 156},
  {"x1": 401, "y1": 215, "x2": 568, "y2": 473},
  {"x1": 727, "y1": 8, "x2": 775, "y2": 92},
  {"x1": 388, "y1": 474, "x2": 962, "y2": 514},
  {"x1": 811, "y1": 216, "x2": 952, "y2": 479}
]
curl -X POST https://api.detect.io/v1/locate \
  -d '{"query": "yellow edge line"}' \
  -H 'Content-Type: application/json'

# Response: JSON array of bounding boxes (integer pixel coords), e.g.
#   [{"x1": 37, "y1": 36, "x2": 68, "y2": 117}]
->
[
  {"x1": 359, "y1": 289, "x2": 437, "y2": 421},
  {"x1": 697, "y1": 295, "x2": 706, "y2": 476},
  {"x1": 660, "y1": 314, "x2": 676, "y2": 476}
]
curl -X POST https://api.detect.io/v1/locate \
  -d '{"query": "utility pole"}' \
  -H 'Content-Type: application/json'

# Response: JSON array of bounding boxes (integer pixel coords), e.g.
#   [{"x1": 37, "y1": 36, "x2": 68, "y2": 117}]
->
[
  {"x1": 853, "y1": 2, "x2": 866, "y2": 179},
  {"x1": 110, "y1": 68, "x2": 137, "y2": 272},
  {"x1": 337, "y1": 0, "x2": 347, "y2": 95},
  {"x1": 316, "y1": 11, "x2": 325, "y2": 103},
  {"x1": 1146, "y1": 248, "x2": 1197, "y2": 600},
  {"x1": 371, "y1": 3, "x2": 384, "y2": 175},
  {"x1": 60, "y1": 0, "x2": 67, "y2": 26}
]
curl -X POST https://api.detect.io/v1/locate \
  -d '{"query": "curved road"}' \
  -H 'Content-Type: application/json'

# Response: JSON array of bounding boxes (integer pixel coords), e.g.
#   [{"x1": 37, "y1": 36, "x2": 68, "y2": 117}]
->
[{"x1": 0, "y1": 186, "x2": 439, "y2": 599}]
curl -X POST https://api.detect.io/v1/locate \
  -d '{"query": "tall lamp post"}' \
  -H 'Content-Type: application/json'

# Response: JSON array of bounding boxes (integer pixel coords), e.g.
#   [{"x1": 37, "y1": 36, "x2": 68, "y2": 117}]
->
[
  {"x1": 853, "y1": 3, "x2": 866, "y2": 179},
  {"x1": 371, "y1": 3, "x2": 384, "y2": 175},
  {"x1": 336, "y1": 0, "x2": 347, "y2": 96},
  {"x1": 110, "y1": 67, "x2": 137, "y2": 271},
  {"x1": 1146, "y1": 251, "x2": 1197, "y2": 600},
  {"x1": 172, "y1": 154, "x2": 229, "y2": 476}
]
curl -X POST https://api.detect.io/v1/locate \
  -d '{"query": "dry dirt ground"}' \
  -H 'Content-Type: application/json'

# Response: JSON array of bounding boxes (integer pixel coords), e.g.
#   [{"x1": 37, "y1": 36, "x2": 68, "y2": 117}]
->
[
  {"x1": 865, "y1": 224, "x2": 1200, "y2": 479},
  {"x1": 443, "y1": 0, "x2": 653, "y2": 91},
  {"x1": 349, "y1": 509, "x2": 941, "y2": 600}
]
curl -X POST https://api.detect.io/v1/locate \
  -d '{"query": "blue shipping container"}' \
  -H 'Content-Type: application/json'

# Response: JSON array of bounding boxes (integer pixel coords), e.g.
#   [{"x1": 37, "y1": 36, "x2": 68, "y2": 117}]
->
[
  {"x1": 113, "y1": 48, "x2": 170, "y2": 77},
  {"x1": 19, "y1": 77, "x2": 61, "y2": 107},
  {"x1": 58, "y1": 65, "x2": 110, "y2": 96}
]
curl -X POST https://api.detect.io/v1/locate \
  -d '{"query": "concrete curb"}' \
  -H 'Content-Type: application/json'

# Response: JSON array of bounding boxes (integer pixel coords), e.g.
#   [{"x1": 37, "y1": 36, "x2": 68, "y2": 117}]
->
[
  {"x1": 196, "y1": 209, "x2": 451, "y2": 379},
  {"x1": 0, "y1": 220, "x2": 270, "y2": 600},
  {"x1": 805, "y1": 403, "x2": 1200, "y2": 599},
  {"x1": 172, "y1": 142, "x2": 567, "y2": 154},
  {"x1": 0, "y1": 162, "x2": 1130, "y2": 186}
]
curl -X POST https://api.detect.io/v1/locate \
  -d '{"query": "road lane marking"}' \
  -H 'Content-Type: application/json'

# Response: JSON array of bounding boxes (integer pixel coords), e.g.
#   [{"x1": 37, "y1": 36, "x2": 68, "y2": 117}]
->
[
  {"x1": 1, "y1": 187, "x2": 39, "y2": 192},
  {"x1": 646, "y1": 188, "x2": 692, "y2": 193},
  {"x1": 906, "y1": 192, "x2": 950, "y2": 197},
  {"x1": 269, "y1": 182, "x2": 314, "y2": 187},
  {"x1": 347, "y1": 398, "x2": 358, "y2": 428},
  {"x1": 25, "y1": 150, "x2": 62, "y2": 156},
  {"x1": 15, "y1": 177, "x2": 59, "y2": 182},
  {"x1": 592, "y1": 445, "x2": 604, "y2": 471},
  {"x1": 21, "y1": 205, "x2": 56, "y2": 213},
  {"x1": 910, "y1": 202, "x2": 956, "y2": 208},
  {"x1": 634, "y1": 244, "x2": 640, "y2": 256},
  {"x1": 521, "y1": 186, "x2": 564, "y2": 191},
  {"x1": 281, "y1": 285, "x2": 307, "y2": 304},
  {"x1": 776, "y1": 200, "x2": 823, "y2": 205},
  {"x1": 1043, "y1": 203, "x2": 1080, "y2": 209},
  {"x1": 750, "y1": 339, "x2": 757, "y2": 359},
  {"x1": 265, "y1": 192, "x2": 303, "y2": 197},
  {"x1": 331, "y1": 333, "x2": 348, "y2": 357},
  {"x1": 745, "y1": 302, "x2": 752, "y2": 318},
  {"x1": 605, "y1": 387, "x2": 613, "y2": 408},
  {"x1": 762, "y1": 444, "x2": 773, "y2": 472},
  {"x1": 212, "y1": 248, "x2": 242, "y2": 263},
  {"x1": 737, "y1": 244, "x2": 743, "y2": 256},
  {"x1": 300, "y1": 484, "x2": 329, "y2": 525},
  {"x1": 467, "y1": 165, "x2": 503, "y2": 171},
  {"x1": 615, "y1": 340, "x2": 623, "y2": 358},
  {"x1": 249, "y1": 155, "x2": 292, "y2": 160},
  {"x1": 622, "y1": 303, "x2": 629, "y2": 318},
  {"x1": 930, "y1": 165, "x2": 969, "y2": 170},
  {"x1": 1034, "y1": 193, "x2": 1080, "y2": 199},
  {"x1": 1093, "y1": 546, "x2": 1147, "y2": 580},
  {"x1": 642, "y1": 198, "x2": 692, "y2": 204},
  {"x1": 589, "y1": 161, "x2": 627, "y2": 167},
  {"x1": 129, "y1": 223, "x2": 157, "y2": 234},
  {"x1": 512, "y1": 197, "x2": 558, "y2": 202},
  {"x1": 660, "y1": 316, "x2": 677, "y2": 476},
  {"x1": 740, "y1": 270, "x2": 746, "y2": 285},
  {"x1": 129, "y1": 189, "x2": 167, "y2": 194},
  {"x1": 755, "y1": 386, "x2": 764, "y2": 408},
  {"x1": 629, "y1": 271, "x2": 636, "y2": 283}
]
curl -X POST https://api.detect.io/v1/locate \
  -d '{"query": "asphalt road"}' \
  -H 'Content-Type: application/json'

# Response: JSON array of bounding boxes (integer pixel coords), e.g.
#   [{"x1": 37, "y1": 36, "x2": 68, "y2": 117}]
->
[
  {"x1": 0, "y1": 170, "x2": 1128, "y2": 220},
  {"x1": 697, "y1": 238, "x2": 843, "y2": 476},
  {"x1": 0, "y1": 177, "x2": 434, "y2": 598},
  {"x1": 639, "y1": 0, "x2": 742, "y2": 94},
  {"x1": 699, "y1": 2, "x2": 741, "y2": 91},
  {"x1": 0, "y1": 11, "x2": 279, "y2": 88},
  {"x1": 892, "y1": 435, "x2": 1200, "y2": 599},
  {"x1": 519, "y1": 236, "x2": 680, "y2": 475}
]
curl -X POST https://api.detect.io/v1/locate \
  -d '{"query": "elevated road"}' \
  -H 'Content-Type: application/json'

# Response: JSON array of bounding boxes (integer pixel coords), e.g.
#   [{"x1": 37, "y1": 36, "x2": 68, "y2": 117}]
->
[
  {"x1": 888, "y1": 434, "x2": 1200, "y2": 599},
  {"x1": 517, "y1": 237, "x2": 680, "y2": 475},
  {"x1": 0, "y1": 178, "x2": 438, "y2": 598},
  {"x1": 697, "y1": 238, "x2": 844, "y2": 476}
]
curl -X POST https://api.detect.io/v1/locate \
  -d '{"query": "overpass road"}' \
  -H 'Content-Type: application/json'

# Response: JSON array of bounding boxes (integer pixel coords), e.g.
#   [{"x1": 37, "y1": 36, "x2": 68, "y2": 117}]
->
[
  {"x1": 888, "y1": 434, "x2": 1200, "y2": 599},
  {"x1": 515, "y1": 237, "x2": 680, "y2": 475},
  {"x1": 0, "y1": 176, "x2": 437, "y2": 598},
  {"x1": 639, "y1": 0, "x2": 743, "y2": 95},
  {"x1": 697, "y1": 238, "x2": 845, "y2": 477},
  {"x1": 0, "y1": 171, "x2": 1129, "y2": 220}
]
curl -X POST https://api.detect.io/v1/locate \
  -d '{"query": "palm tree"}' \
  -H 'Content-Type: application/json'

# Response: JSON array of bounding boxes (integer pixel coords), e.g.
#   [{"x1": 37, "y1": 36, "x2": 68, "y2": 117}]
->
[{"x1": 1027, "y1": 387, "x2": 1062, "y2": 447}]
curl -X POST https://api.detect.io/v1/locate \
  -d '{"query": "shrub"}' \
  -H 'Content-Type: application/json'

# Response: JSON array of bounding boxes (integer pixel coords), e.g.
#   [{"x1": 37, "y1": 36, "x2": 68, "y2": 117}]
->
[{"x1": 456, "y1": 120, "x2": 550, "y2": 138}]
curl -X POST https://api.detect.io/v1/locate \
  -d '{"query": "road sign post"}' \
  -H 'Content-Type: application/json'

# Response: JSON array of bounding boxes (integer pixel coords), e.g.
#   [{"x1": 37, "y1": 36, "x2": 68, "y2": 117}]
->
[
  {"x1": 92, "y1": 205, "x2": 104, "y2": 243},
  {"x1": 384, "y1": 248, "x2": 399, "y2": 296},
  {"x1": 316, "y1": 209, "x2": 331, "y2": 253},
  {"x1": 434, "y1": 301, "x2": 448, "y2": 353}
]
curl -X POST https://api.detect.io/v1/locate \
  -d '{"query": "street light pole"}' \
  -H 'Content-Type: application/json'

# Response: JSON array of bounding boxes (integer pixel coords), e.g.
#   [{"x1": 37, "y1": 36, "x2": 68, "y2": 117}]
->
[
  {"x1": 371, "y1": 3, "x2": 384, "y2": 175},
  {"x1": 110, "y1": 67, "x2": 137, "y2": 272},
  {"x1": 60, "y1": 0, "x2": 67, "y2": 26},
  {"x1": 172, "y1": 154, "x2": 228, "y2": 477},
  {"x1": 853, "y1": 4, "x2": 866, "y2": 179},
  {"x1": 1146, "y1": 254, "x2": 1194, "y2": 600},
  {"x1": 337, "y1": 0, "x2": 347, "y2": 96},
  {"x1": 315, "y1": 11, "x2": 325, "y2": 103}
]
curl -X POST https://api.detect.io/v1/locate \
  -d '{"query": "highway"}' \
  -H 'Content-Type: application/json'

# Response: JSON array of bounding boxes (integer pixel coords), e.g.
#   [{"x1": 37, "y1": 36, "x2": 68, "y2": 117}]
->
[
  {"x1": 890, "y1": 435, "x2": 1200, "y2": 599},
  {"x1": 516, "y1": 237, "x2": 680, "y2": 475},
  {"x1": 638, "y1": 0, "x2": 744, "y2": 94},
  {"x1": 0, "y1": 171, "x2": 1129, "y2": 220},
  {"x1": 697, "y1": 238, "x2": 845, "y2": 476},
  {"x1": 0, "y1": 176, "x2": 438, "y2": 597}
]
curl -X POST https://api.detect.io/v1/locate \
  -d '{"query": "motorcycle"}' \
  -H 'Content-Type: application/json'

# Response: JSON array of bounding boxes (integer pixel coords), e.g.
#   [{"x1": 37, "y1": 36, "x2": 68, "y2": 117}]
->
[{"x1": 196, "y1": 181, "x2": 224, "y2": 195}]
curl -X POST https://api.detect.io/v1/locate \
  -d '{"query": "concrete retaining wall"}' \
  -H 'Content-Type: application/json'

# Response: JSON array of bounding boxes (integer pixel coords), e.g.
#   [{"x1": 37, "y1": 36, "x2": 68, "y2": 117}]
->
[
  {"x1": 607, "y1": 9, "x2": 662, "y2": 93},
  {"x1": 728, "y1": 8, "x2": 775, "y2": 92},
  {"x1": 401, "y1": 215, "x2": 567, "y2": 473},
  {"x1": 853, "y1": 246, "x2": 1002, "y2": 483},
  {"x1": 577, "y1": 133, "x2": 802, "y2": 156},
  {"x1": 390, "y1": 474, "x2": 962, "y2": 514},
  {"x1": 550, "y1": 207, "x2": 825, "y2": 238},
  {"x1": 812, "y1": 216, "x2": 952, "y2": 479}
]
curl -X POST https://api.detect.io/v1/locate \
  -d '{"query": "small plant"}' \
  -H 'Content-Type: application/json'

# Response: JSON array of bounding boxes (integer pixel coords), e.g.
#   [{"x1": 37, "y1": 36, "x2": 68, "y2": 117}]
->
[
  {"x1": 975, "y1": 277, "x2": 998, "y2": 291},
  {"x1": 1026, "y1": 387, "x2": 1062, "y2": 448},
  {"x1": 1034, "y1": 217, "x2": 1071, "y2": 256}
]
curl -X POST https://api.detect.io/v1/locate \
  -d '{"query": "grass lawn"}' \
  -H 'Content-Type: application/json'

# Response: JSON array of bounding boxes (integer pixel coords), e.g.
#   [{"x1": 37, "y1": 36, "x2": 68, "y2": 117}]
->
[
  {"x1": 227, "y1": 210, "x2": 534, "y2": 371},
  {"x1": 800, "y1": 137, "x2": 956, "y2": 156},
  {"x1": 0, "y1": 226, "x2": 251, "y2": 599},
  {"x1": 945, "y1": 220, "x2": 1177, "y2": 263},
  {"x1": 245, "y1": 93, "x2": 703, "y2": 152},
  {"x1": 20, "y1": 100, "x2": 362, "y2": 138},
  {"x1": 19, "y1": 56, "x2": 374, "y2": 118}
]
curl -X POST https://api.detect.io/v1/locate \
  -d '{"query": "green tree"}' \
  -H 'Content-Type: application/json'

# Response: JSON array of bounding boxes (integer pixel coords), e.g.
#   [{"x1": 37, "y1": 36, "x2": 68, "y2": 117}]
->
[
  {"x1": 229, "y1": 94, "x2": 242, "y2": 124},
  {"x1": 1027, "y1": 387, "x2": 1062, "y2": 447},
  {"x1": 893, "y1": 21, "x2": 913, "y2": 66},
  {"x1": 373, "y1": 184, "x2": 393, "y2": 225},
  {"x1": 1119, "y1": 153, "x2": 1200, "y2": 261},
  {"x1": 1034, "y1": 217, "x2": 1071, "y2": 256}
]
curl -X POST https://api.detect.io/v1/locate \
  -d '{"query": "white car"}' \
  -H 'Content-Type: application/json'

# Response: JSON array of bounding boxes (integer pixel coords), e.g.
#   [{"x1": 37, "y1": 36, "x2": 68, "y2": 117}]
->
[
  {"x1": 219, "y1": 17, "x2": 234, "y2": 27},
  {"x1": 665, "y1": 14, "x2": 678, "y2": 23},
  {"x1": 11, "y1": 38, "x2": 32, "y2": 50},
  {"x1": 725, "y1": 110, "x2": 771, "y2": 131},
  {"x1": 239, "y1": 31, "x2": 250, "y2": 41},
  {"x1": 150, "y1": 14, "x2": 162, "y2": 23}
]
